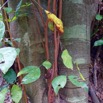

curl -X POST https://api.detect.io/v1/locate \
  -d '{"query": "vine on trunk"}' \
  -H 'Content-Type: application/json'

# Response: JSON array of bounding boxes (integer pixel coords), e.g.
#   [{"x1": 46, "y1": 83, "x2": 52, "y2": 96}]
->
[{"x1": 0, "y1": 0, "x2": 88, "y2": 103}]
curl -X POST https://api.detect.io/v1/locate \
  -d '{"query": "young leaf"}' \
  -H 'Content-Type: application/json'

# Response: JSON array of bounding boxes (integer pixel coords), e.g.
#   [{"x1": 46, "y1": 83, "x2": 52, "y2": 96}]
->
[
  {"x1": 79, "y1": 72, "x2": 85, "y2": 81},
  {"x1": 8, "y1": 16, "x2": 17, "y2": 22},
  {"x1": 61, "y1": 49, "x2": 73, "y2": 70},
  {"x1": 17, "y1": 66, "x2": 41, "y2": 84},
  {"x1": 68, "y1": 75, "x2": 88, "y2": 91},
  {"x1": 0, "y1": 88, "x2": 8, "y2": 103},
  {"x1": 96, "y1": 14, "x2": 103, "y2": 21},
  {"x1": 45, "y1": 10, "x2": 64, "y2": 34},
  {"x1": 76, "y1": 63, "x2": 85, "y2": 81},
  {"x1": 0, "y1": 47, "x2": 18, "y2": 74},
  {"x1": 21, "y1": 69, "x2": 40, "y2": 84},
  {"x1": 42, "y1": 60, "x2": 52, "y2": 70},
  {"x1": 94, "y1": 39, "x2": 103, "y2": 46},
  {"x1": 3, "y1": 69, "x2": 17, "y2": 84},
  {"x1": 11, "y1": 85, "x2": 22, "y2": 103},
  {"x1": 0, "y1": 21, "x2": 5, "y2": 42},
  {"x1": 52, "y1": 75, "x2": 67, "y2": 95},
  {"x1": 20, "y1": 2, "x2": 32, "y2": 8}
]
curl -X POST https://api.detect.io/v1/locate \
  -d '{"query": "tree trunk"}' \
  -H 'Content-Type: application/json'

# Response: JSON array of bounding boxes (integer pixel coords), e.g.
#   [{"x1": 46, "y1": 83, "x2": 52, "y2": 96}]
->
[
  {"x1": 8, "y1": 0, "x2": 98, "y2": 103},
  {"x1": 58, "y1": 0, "x2": 98, "y2": 103},
  {"x1": 9, "y1": 0, "x2": 48, "y2": 103}
]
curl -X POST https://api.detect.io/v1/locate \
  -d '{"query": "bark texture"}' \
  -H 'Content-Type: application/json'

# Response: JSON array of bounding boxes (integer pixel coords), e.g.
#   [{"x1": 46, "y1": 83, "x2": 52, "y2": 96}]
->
[
  {"x1": 8, "y1": 0, "x2": 98, "y2": 103},
  {"x1": 58, "y1": 0, "x2": 98, "y2": 103},
  {"x1": 9, "y1": 0, "x2": 48, "y2": 103}
]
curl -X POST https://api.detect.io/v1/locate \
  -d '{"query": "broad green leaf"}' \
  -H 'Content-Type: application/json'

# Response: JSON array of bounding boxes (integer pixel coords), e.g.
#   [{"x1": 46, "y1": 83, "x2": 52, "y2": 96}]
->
[
  {"x1": 52, "y1": 75, "x2": 67, "y2": 95},
  {"x1": 0, "y1": 21, "x2": 5, "y2": 42},
  {"x1": 17, "y1": 66, "x2": 36, "y2": 76},
  {"x1": 3, "y1": 69, "x2": 16, "y2": 84},
  {"x1": 0, "y1": 88, "x2": 8, "y2": 103},
  {"x1": 0, "y1": 53, "x2": 4, "y2": 63},
  {"x1": 68, "y1": 75, "x2": 88, "y2": 91},
  {"x1": 17, "y1": 66, "x2": 41, "y2": 84},
  {"x1": 96, "y1": 14, "x2": 103, "y2": 21},
  {"x1": 94, "y1": 39, "x2": 103, "y2": 46},
  {"x1": 42, "y1": 60, "x2": 52, "y2": 70},
  {"x1": 11, "y1": 85, "x2": 22, "y2": 103},
  {"x1": 61, "y1": 49, "x2": 73, "y2": 70},
  {"x1": 4, "y1": 7, "x2": 12, "y2": 13},
  {"x1": 0, "y1": 47, "x2": 18, "y2": 74}
]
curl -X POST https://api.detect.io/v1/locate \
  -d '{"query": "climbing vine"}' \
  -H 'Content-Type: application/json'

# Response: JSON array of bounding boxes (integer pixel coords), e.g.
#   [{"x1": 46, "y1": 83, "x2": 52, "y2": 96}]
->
[{"x1": 0, "y1": 0, "x2": 88, "y2": 103}]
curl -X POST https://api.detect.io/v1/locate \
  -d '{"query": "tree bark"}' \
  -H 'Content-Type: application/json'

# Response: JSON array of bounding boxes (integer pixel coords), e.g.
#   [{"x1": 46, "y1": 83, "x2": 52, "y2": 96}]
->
[
  {"x1": 58, "y1": 0, "x2": 98, "y2": 103},
  {"x1": 9, "y1": 0, "x2": 48, "y2": 103},
  {"x1": 8, "y1": 0, "x2": 98, "y2": 103}
]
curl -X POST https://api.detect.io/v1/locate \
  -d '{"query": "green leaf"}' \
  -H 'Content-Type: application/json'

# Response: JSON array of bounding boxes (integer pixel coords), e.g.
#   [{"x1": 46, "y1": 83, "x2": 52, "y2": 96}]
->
[
  {"x1": 17, "y1": 66, "x2": 35, "y2": 76},
  {"x1": 0, "y1": 88, "x2": 8, "y2": 103},
  {"x1": 17, "y1": 66, "x2": 41, "y2": 84},
  {"x1": 15, "y1": 48, "x2": 20, "y2": 55},
  {"x1": 8, "y1": 16, "x2": 17, "y2": 22},
  {"x1": 4, "y1": 7, "x2": 12, "y2": 13},
  {"x1": 61, "y1": 49, "x2": 73, "y2": 70},
  {"x1": 42, "y1": 60, "x2": 52, "y2": 70},
  {"x1": 68, "y1": 75, "x2": 88, "y2": 91},
  {"x1": 52, "y1": 75, "x2": 67, "y2": 95},
  {"x1": 20, "y1": 2, "x2": 32, "y2": 8},
  {"x1": 0, "y1": 53, "x2": 4, "y2": 63},
  {"x1": 0, "y1": 21, "x2": 5, "y2": 42},
  {"x1": 94, "y1": 39, "x2": 103, "y2": 46},
  {"x1": 3, "y1": 69, "x2": 17, "y2": 84},
  {"x1": 96, "y1": 14, "x2": 103, "y2": 21},
  {"x1": 0, "y1": 13, "x2": 3, "y2": 21},
  {"x1": 0, "y1": 47, "x2": 18, "y2": 74},
  {"x1": 11, "y1": 85, "x2": 22, "y2": 103},
  {"x1": 48, "y1": 21, "x2": 54, "y2": 31}
]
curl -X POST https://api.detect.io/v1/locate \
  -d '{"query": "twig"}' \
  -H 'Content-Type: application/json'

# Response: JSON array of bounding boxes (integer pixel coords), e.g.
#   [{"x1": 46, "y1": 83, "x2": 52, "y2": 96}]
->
[{"x1": 0, "y1": 0, "x2": 9, "y2": 11}]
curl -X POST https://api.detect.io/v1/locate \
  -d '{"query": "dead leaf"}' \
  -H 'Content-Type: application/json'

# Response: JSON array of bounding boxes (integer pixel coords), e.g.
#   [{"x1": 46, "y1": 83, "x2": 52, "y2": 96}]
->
[{"x1": 45, "y1": 10, "x2": 64, "y2": 34}]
